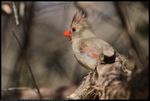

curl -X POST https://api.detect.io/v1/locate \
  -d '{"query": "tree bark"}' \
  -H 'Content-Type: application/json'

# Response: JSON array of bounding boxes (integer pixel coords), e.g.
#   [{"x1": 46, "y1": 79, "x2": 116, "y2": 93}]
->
[{"x1": 67, "y1": 55, "x2": 131, "y2": 99}]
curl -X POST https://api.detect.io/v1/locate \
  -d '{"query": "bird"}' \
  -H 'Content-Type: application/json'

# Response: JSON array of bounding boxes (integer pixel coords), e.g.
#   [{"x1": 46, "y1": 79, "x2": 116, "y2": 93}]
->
[
  {"x1": 64, "y1": 10, "x2": 132, "y2": 100},
  {"x1": 64, "y1": 10, "x2": 122, "y2": 71}
]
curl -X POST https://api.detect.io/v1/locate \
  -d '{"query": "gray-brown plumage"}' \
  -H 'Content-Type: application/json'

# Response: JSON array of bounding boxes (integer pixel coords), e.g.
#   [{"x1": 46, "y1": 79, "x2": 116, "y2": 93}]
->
[
  {"x1": 65, "y1": 9, "x2": 132, "y2": 100},
  {"x1": 65, "y1": 10, "x2": 117, "y2": 71}
]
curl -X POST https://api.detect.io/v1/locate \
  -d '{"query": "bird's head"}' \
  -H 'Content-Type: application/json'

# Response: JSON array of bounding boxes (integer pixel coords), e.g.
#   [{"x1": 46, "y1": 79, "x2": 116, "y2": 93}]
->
[{"x1": 64, "y1": 10, "x2": 88, "y2": 41}]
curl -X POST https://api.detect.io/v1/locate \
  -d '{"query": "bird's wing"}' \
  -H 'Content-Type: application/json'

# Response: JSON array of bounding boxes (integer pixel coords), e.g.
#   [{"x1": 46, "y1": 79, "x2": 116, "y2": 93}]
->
[
  {"x1": 80, "y1": 37, "x2": 115, "y2": 58},
  {"x1": 75, "y1": 37, "x2": 116, "y2": 70}
]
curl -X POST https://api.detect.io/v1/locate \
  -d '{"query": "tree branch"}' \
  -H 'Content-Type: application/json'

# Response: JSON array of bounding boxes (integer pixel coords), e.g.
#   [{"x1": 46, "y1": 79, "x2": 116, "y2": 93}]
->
[{"x1": 67, "y1": 55, "x2": 131, "y2": 99}]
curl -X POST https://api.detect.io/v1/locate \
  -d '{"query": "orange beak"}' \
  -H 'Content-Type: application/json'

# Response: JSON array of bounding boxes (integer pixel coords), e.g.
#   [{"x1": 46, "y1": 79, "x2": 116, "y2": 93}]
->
[{"x1": 64, "y1": 30, "x2": 72, "y2": 40}]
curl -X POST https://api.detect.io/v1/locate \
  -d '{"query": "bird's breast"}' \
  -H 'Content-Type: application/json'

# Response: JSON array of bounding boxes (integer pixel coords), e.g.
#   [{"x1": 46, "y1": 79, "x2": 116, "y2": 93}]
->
[{"x1": 72, "y1": 40, "x2": 100, "y2": 70}]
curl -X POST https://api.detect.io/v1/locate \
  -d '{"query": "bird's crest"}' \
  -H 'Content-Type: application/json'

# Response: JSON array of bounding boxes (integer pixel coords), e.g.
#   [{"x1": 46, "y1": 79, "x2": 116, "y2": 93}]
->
[{"x1": 71, "y1": 10, "x2": 87, "y2": 27}]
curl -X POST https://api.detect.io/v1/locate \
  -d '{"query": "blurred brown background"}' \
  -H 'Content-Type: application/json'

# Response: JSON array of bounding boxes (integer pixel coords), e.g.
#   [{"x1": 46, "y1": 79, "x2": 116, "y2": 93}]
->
[{"x1": 1, "y1": 1, "x2": 149, "y2": 99}]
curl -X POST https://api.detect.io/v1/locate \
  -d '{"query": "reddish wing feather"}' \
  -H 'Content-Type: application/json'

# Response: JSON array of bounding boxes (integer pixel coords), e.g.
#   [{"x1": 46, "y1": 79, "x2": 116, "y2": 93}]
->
[{"x1": 79, "y1": 42, "x2": 100, "y2": 59}]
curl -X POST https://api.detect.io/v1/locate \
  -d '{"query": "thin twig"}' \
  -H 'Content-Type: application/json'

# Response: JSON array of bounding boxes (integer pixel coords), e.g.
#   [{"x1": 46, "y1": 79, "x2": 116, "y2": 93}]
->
[
  {"x1": 25, "y1": 60, "x2": 43, "y2": 99},
  {"x1": 12, "y1": 31, "x2": 43, "y2": 99},
  {"x1": 12, "y1": 2, "x2": 19, "y2": 25}
]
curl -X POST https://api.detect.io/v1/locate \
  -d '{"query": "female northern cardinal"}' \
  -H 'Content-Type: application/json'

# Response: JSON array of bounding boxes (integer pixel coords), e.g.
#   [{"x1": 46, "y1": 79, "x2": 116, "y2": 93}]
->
[
  {"x1": 64, "y1": 10, "x2": 117, "y2": 71},
  {"x1": 64, "y1": 10, "x2": 132, "y2": 100}
]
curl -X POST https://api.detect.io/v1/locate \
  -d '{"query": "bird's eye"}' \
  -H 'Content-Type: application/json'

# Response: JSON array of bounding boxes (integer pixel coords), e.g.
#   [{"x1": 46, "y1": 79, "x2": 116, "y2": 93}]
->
[{"x1": 72, "y1": 28, "x2": 76, "y2": 32}]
